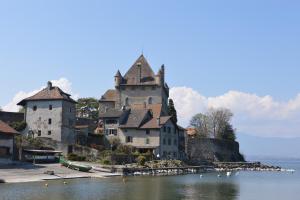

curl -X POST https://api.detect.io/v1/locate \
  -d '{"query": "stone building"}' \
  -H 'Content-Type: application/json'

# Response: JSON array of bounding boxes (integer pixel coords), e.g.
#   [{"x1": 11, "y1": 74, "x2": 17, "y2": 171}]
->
[
  {"x1": 0, "y1": 120, "x2": 19, "y2": 161},
  {"x1": 99, "y1": 55, "x2": 185, "y2": 159},
  {"x1": 18, "y1": 81, "x2": 77, "y2": 144}
]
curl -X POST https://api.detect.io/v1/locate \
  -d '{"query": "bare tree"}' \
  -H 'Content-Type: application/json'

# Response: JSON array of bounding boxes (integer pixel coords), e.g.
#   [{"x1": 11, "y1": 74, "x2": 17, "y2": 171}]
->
[
  {"x1": 207, "y1": 108, "x2": 233, "y2": 139},
  {"x1": 190, "y1": 108, "x2": 236, "y2": 141},
  {"x1": 190, "y1": 113, "x2": 211, "y2": 138}
]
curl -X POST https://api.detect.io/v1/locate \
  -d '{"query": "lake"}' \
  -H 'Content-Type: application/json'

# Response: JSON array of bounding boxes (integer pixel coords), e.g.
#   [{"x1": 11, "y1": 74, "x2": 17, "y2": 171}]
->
[{"x1": 0, "y1": 160, "x2": 299, "y2": 200}]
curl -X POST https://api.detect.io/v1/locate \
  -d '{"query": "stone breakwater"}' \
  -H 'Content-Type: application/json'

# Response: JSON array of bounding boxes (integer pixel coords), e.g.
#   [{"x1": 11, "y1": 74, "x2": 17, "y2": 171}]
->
[{"x1": 213, "y1": 162, "x2": 295, "y2": 172}]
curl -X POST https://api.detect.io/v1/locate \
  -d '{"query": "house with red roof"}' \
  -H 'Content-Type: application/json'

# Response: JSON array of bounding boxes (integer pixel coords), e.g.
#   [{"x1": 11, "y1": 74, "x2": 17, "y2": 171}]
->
[{"x1": 0, "y1": 120, "x2": 19, "y2": 160}]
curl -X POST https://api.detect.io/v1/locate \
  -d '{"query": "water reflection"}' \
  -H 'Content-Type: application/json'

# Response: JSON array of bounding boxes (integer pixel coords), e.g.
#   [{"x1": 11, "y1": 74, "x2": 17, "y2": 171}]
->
[{"x1": 180, "y1": 182, "x2": 239, "y2": 200}]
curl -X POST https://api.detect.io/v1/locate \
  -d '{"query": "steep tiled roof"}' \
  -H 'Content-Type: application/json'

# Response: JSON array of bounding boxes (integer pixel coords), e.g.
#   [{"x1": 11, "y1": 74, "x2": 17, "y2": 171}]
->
[
  {"x1": 123, "y1": 55, "x2": 156, "y2": 85},
  {"x1": 99, "y1": 109, "x2": 127, "y2": 118},
  {"x1": 131, "y1": 104, "x2": 163, "y2": 118},
  {"x1": 99, "y1": 89, "x2": 117, "y2": 102},
  {"x1": 119, "y1": 109, "x2": 150, "y2": 128},
  {"x1": 17, "y1": 82, "x2": 76, "y2": 106},
  {"x1": 140, "y1": 116, "x2": 172, "y2": 129},
  {"x1": 0, "y1": 120, "x2": 19, "y2": 135}
]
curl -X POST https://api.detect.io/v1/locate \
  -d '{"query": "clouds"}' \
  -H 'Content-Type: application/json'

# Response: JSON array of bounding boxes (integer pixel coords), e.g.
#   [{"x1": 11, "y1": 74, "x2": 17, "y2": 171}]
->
[
  {"x1": 2, "y1": 78, "x2": 78, "y2": 112},
  {"x1": 170, "y1": 87, "x2": 300, "y2": 138}
]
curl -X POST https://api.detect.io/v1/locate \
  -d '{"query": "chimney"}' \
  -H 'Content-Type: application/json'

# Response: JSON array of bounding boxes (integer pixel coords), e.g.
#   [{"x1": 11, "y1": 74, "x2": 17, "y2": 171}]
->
[
  {"x1": 157, "y1": 117, "x2": 160, "y2": 126},
  {"x1": 47, "y1": 81, "x2": 52, "y2": 90}
]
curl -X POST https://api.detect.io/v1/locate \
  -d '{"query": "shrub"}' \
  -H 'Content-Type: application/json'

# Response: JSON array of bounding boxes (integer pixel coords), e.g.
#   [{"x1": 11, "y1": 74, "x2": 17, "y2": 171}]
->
[
  {"x1": 101, "y1": 159, "x2": 111, "y2": 165},
  {"x1": 10, "y1": 121, "x2": 27, "y2": 132},
  {"x1": 67, "y1": 153, "x2": 86, "y2": 161},
  {"x1": 136, "y1": 155, "x2": 146, "y2": 166},
  {"x1": 116, "y1": 145, "x2": 135, "y2": 154}
]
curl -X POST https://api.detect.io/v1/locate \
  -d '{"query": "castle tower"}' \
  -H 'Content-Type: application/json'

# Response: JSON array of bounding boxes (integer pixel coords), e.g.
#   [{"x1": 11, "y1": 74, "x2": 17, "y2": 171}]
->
[{"x1": 114, "y1": 70, "x2": 122, "y2": 87}]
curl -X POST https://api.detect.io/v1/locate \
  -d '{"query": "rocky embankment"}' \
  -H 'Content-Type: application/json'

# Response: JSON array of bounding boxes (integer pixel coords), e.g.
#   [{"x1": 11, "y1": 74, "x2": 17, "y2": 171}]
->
[{"x1": 213, "y1": 162, "x2": 295, "y2": 172}]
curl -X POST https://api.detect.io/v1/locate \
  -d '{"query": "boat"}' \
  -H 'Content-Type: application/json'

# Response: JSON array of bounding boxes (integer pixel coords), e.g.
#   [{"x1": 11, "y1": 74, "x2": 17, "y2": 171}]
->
[{"x1": 60, "y1": 157, "x2": 92, "y2": 172}]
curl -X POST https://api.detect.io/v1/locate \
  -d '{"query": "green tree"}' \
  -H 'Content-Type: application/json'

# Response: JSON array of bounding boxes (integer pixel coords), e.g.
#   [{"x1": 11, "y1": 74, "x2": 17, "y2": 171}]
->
[
  {"x1": 10, "y1": 121, "x2": 27, "y2": 132},
  {"x1": 168, "y1": 99, "x2": 178, "y2": 124},
  {"x1": 76, "y1": 97, "x2": 99, "y2": 120}
]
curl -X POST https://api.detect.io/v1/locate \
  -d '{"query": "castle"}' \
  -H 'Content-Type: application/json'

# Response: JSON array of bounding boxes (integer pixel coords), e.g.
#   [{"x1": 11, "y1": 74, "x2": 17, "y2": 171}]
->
[{"x1": 99, "y1": 55, "x2": 185, "y2": 159}]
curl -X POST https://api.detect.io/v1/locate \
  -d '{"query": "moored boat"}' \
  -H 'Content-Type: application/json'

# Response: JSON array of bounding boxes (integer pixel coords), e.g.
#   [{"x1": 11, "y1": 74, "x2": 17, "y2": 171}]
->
[{"x1": 60, "y1": 157, "x2": 92, "y2": 172}]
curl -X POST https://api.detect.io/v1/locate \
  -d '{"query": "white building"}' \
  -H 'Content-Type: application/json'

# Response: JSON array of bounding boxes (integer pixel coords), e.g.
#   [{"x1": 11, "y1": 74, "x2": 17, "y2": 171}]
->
[{"x1": 18, "y1": 81, "x2": 77, "y2": 144}]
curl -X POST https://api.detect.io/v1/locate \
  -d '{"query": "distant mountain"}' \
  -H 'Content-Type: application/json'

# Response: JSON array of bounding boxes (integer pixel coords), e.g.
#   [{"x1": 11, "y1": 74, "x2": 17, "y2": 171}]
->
[{"x1": 237, "y1": 134, "x2": 300, "y2": 160}]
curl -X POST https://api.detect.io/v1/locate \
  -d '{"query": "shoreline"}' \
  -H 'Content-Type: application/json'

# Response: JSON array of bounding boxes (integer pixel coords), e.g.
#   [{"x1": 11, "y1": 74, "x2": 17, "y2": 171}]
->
[
  {"x1": 0, "y1": 161, "x2": 295, "y2": 184},
  {"x1": 0, "y1": 163, "x2": 122, "y2": 184}
]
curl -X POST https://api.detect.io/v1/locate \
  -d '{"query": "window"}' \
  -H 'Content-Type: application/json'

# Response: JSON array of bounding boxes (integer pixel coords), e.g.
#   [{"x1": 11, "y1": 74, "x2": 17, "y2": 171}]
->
[
  {"x1": 145, "y1": 138, "x2": 150, "y2": 145},
  {"x1": 142, "y1": 86, "x2": 145, "y2": 90},
  {"x1": 174, "y1": 139, "x2": 177, "y2": 146},
  {"x1": 124, "y1": 129, "x2": 128, "y2": 132},
  {"x1": 69, "y1": 119, "x2": 73, "y2": 126},
  {"x1": 163, "y1": 127, "x2": 167, "y2": 132},
  {"x1": 48, "y1": 131, "x2": 52, "y2": 135},
  {"x1": 146, "y1": 130, "x2": 150, "y2": 135},
  {"x1": 167, "y1": 127, "x2": 171, "y2": 133},
  {"x1": 131, "y1": 86, "x2": 135, "y2": 91},
  {"x1": 168, "y1": 138, "x2": 171, "y2": 145},
  {"x1": 106, "y1": 119, "x2": 118, "y2": 124},
  {"x1": 49, "y1": 105, "x2": 52, "y2": 110},
  {"x1": 37, "y1": 130, "x2": 41, "y2": 136},
  {"x1": 48, "y1": 118, "x2": 52, "y2": 125},
  {"x1": 69, "y1": 107, "x2": 72, "y2": 113},
  {"x1": 148, "y1": 97, "x2": 153, "y2": 105},
  {"x1": 125, "y1": 97, "x2": 129, "y2": 106},
  {"x1": 151, "y1": 86, "x2": 156, "y2": 90},
  {"x1": 33, "y1": 106, "x2": 37, "y2": 111},
  {"x1": 126, "y1": 136, "x2": 133, "y2": 143},
  {"x1": 106, "y1": 129, "x2": 117, "y2": 136},
  {"x1": 173, "y1": 152, "x2": 177, "y2": 158},
  {"x1": 163, "y1": 138, "x2": 166, "y2": 145}
]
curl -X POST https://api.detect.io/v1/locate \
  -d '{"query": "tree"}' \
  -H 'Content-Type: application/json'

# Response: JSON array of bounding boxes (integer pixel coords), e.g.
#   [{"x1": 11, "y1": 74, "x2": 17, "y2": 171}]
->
[
  {"x1": 207, "y1": 108, "x2": 233, "y2": 139},
  {"x1": 190, "y1": 113, "x2": 210, "y2": 138},
  {"x1": 189, "y1": 108, "x2": 236, "y2": 141},
  {"x1": 10, "y1": 121, "x2": 27, "y2": 132},
  {"x1": 168, "y1": 99, "x2": 178, "y2": 124},
  {"x1": 76, "y1": 98, "x2": 99, "y2": 120},
  {"x1": 221, "y1": 123, "x2": 236, "y2": 141}
]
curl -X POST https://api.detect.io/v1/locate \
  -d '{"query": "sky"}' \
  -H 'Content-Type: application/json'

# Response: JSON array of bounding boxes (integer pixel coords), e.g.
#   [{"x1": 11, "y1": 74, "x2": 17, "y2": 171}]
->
[{"x1": 1, "y1": 1, "x2": 300, "y2": 157}]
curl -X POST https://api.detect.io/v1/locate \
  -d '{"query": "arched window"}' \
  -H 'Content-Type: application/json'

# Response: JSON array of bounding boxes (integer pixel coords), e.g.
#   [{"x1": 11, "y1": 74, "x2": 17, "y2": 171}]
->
[
  {"x1": 125, "y1": 97, "x2": 129, "y2": 106},
  {"x1": 148, "y1": 97, "x2": 153, "y2": 105}
]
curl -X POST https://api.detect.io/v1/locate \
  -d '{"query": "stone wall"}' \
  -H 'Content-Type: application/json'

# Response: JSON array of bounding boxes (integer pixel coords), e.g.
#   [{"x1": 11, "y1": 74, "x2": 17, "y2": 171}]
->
[{"x1": 186, "y1": 138, "x2": 245, "y2": 165}]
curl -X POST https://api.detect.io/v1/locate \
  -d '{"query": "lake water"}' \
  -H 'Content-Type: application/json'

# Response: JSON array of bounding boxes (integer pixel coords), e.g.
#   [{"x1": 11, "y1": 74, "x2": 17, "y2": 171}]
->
[{"x1": 0, "y1": 160, "x2": 299, "y2": 200}]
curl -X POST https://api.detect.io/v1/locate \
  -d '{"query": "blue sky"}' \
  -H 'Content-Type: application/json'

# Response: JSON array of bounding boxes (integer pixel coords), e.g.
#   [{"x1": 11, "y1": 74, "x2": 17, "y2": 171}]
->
[
  {"x1": 1, "y1": 0, "x2": 300, "y2": 101},
  {"x1": 1, "y1": 1, "x2": 300, "y2": 156}
]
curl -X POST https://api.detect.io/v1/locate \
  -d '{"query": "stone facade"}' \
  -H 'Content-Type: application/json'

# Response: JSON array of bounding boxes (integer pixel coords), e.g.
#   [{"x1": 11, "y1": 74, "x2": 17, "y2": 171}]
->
[
  {"x1": 18, "y1": 82, "x2": 76, "y2": 144},
  {"x1": 186, "y1": 137, "x2": 245, "y2": 164},
  {"x1": 99, "y1": 55, "x2": 185, "y2": 160}
]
